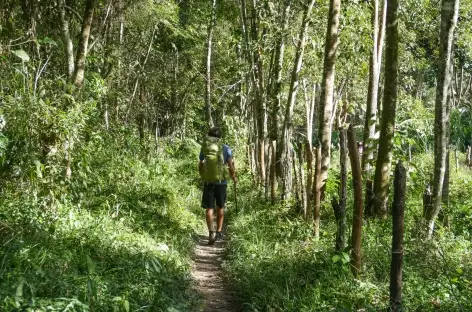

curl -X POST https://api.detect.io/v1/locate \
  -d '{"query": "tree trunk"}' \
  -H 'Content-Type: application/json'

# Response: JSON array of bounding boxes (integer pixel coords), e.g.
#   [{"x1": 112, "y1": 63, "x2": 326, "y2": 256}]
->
[
  {"x1": 74, "y1": 0, "x2": 95, "y2": 87},
  {"x1": 372, "y1": 0, "x2": 399, "y2": 218},
  {"x1": 467, "y1": 146, "x2": 471, "y2": 168},
  {"x1": 292, "y1": 149, "x2": 300, "y2": 205},
  {"x1": 426, "y1": 0, "x2": 459, "y2": 237},
  {"x1": 332, "y1": 126, "x2": 347, "y2": 251},
  {"x1": 455, "y1": 149, "x2": 459, "y2": 173},
  {"x1": 58, "y1": 0, "x2": 75, "y2": 81},
  {"x1": 297, "y1": 144, "x2": 307, "y2": 216},
  {"x1": 314, "y1": 0, "x2": 341, "y2": 234},
  {"x1": 313, "y1": 147, "x2": 322, "y2": 239},
  {"x1": 205, "y1": 0, "x2": 217, "y2": 128},
  {"x1": 365, "y1": 179, "x2": 374, "y2": 217},
  {"x1": 270, "y1": 140, "x2": 277, "y2": 204},
  {"x1": 280, "y1": 0, "x2": 316, "y2": 200},
  {"x1": 304, "y1": 80, "x2": 317, "y2": 221},
  {"x1": 389, "y1": 161, "x2": 406, "y2": 311},
  {"x1": 348, "y1": 124, "x2": 363, "y2": 277},
  {"x1": 273, "y1": 2, "x2": 291, "y2": 179},
  {"x1": 441, "y1": 151, "x2": 450, "y2": 228},
  {"x1": 362, "y1": 0, "x2": 380, "y2": 174},
  {"x1": 260, "y1": 139, "x2": 266, "y2": 189},
  {"x1": 306, "y1": 144, "x2": 314, "y2": 221}
]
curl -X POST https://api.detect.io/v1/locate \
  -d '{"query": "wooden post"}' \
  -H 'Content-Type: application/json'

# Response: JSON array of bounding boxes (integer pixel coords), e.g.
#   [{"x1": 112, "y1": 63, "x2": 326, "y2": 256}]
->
[
  {"x1": 390, "y1": 161, "x2": 406, "y2": 311},
  {"x1": 347, "y1": 124, "x2": 363, "y2": 276}
]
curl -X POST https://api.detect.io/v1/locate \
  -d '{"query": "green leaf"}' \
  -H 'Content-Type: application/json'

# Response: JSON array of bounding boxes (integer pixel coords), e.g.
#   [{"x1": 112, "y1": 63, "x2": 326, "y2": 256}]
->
[
  {"x1": 332, "y1": 255, "x2": 341, "y2": 263},
  {"x1": 13, "y1": 49, "x2": 30, "y2": 62},
  {"x1": 342, "y1": 252, "x2": 350, "y2": 264},
  {"x1": 123, "y1": 300, "x2": 130, "y2": 312},
  {"x1": 42, "y1": 36, "x2": 58, "y2": 46}
]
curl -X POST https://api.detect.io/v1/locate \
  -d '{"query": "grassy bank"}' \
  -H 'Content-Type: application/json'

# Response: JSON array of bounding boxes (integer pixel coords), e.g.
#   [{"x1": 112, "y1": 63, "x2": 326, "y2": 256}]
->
[
  {"x1": 225, "y1": 154, "x2": 472, "y2": 311},
  {"x1": 0, "y1": 136, "x2": 205, "y2": 311}
]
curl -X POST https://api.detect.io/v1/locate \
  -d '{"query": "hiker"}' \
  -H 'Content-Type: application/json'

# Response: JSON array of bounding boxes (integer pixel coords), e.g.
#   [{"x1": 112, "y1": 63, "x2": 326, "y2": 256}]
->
[{"x1": 199, "y1": 127, "x2": 238, "y2": 245}]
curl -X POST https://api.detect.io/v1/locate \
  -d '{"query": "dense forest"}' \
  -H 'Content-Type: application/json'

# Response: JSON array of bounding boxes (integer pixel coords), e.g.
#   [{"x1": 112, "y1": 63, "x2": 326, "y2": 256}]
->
[{"x1": 1, "y1": 0, "x2": 472, "y2": 311}]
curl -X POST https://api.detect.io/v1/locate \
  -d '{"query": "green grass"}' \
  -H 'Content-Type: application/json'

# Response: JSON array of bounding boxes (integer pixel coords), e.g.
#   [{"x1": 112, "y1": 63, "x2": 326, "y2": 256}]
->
[
  {"x1": 225, "y1": 158, "x2": 472, "y2": 311},
  {"x1": 0, "y1": 137, "x2": 206, "y2": 311}
]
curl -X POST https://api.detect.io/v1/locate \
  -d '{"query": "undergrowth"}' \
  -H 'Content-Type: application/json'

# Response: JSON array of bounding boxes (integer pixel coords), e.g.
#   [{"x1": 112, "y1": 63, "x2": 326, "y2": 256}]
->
[
  {"x1": 225, "y1": 159, "x2": 472, "y2": 311},
  {"x1": 0, "y1": 134, "x2": 205, "y2": 311}
]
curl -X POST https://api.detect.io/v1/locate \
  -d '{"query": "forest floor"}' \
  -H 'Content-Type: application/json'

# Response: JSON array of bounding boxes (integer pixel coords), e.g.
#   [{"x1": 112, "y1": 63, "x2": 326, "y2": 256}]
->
[{"x1": 192, "y1": 234, "x2": 240, "y2": 312}]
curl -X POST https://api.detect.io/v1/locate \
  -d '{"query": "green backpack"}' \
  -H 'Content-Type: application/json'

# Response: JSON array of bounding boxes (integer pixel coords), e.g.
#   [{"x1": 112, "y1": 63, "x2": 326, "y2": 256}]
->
[{"x1": 200, "y1": 136, "x2": 227, "y2": 182}]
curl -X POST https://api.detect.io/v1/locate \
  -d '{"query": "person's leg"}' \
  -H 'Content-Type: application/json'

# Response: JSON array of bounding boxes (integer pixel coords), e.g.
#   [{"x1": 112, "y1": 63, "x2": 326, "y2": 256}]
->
[
  {"x1": 216, "y1": 207, "x2": 224, "y2": 232},
  {"x1": 215, "y1": 184, "x2": 227, "y2": 240},
  {"x1": 206, "y1": 208, "x2": 214, "y2": 232},
  {"x1": 202, "y1": 183, "x2": 216, "y2": 244}
]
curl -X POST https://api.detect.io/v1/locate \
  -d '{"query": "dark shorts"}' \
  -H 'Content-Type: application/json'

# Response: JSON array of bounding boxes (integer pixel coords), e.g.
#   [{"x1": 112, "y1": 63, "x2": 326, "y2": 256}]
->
[{"x1": 201, "y1": 183, "x2": 227, "y2": 209}]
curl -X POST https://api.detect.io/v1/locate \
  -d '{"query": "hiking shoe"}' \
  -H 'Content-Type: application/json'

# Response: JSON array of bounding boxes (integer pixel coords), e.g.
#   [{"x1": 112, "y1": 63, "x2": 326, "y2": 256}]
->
[
  {"x1": 208, "y1": 231, "x2": 216, "y2": 245},
  {"x1": 216, "y1": 231, "x2": 223, "y2": 242}
]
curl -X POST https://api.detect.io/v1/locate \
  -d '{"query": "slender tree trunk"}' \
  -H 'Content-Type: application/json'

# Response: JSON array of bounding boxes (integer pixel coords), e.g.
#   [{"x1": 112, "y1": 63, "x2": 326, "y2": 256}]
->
[
  {"x1": 292, "y1": 149, "x2": 300, "y2": 205},
  {"x1": 441, "y1": 151, "x2": 451, "y2": 227},
  {"x1": 280, "y1": 0, "x2": 316, "y2": 200},
  {"x1": 272, "y1": 2, "x2": 291, "y2": 178},
  {"x1": 377, "y1": 0, "x2": 387, "y2": 79},
  {"x1": 313, "y1": 147, "x2": 322, "y2": 238},
  {"x1": 205, "y1": 0, "x2": 217, "y2": 128},
  {"x1": 306, "y1": 142, "x2": 314, "y2": 220},
  {"x1": 425, "y1": 0, "x2": 459, "y2": 236},
  {"x1": 332, "y1": 126, "x2": 347, "y2": 251},
  {"x1": 74, "y1": 0, "x2": 95, "y2": 87},
  {"x1": 362, "y1": 0, "x2": 380, "y2": 174},
  {"x1": 348, "y1": 124, "x2": 363, "y2": 277},
  {"x1": 455, "y1": 149, "x2": 459, "y2": 172},
  {"x1": 372, "y1": 0, "x2": 399, "y2": 218},
  {"x1": 297, "y1": 144, "x2": 307, "y2": 216},
  {"x1": 305, "y1": 81, "x2": 316, "y2": 221},
  {"x1": 389, "y1": 161, "x2": 406, "y2": 311},
  {"x1": 58, "y1": 0, "x2": 75, "y2": 81},
  {"x1": 467, "y1": 146, "x2": 472, "y2": 168},
  {"x1": 314, "y1": 0, "x2": 341, "y2": 234},
  {"x1": 270, "y1": 140, "x2": 277, "y2": 204}
]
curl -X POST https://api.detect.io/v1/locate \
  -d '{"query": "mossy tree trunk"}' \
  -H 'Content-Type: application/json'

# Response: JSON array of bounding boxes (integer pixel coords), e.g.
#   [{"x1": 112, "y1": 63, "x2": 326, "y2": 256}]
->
[
  {"x1": 348, "y1": 124, "x2": 363, "y2": 276},
  {"x1": 74, "y1": 0, "x2": 96, "y2": 87},
  {"x1": 372, "y1": 0, "x2": 399, "y2": 218},
  {"x1": 314, "y1": 0, "x2": 341, "y2": 237}
]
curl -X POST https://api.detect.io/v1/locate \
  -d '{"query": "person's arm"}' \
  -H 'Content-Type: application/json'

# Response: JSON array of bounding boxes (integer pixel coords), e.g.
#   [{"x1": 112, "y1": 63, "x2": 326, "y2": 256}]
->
[
  {"x1": 227, "y1": 157, "x2": 238, "y2": 184},
  {"x1": 198, "y1": 150, "x2": 204, "y2": 177}
]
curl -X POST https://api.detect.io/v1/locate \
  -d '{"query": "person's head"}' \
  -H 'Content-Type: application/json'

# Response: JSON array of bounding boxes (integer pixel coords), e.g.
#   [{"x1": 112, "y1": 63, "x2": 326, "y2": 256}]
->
[{"x1": 208, "y1": 126, "x2": 222, "y2": 138}]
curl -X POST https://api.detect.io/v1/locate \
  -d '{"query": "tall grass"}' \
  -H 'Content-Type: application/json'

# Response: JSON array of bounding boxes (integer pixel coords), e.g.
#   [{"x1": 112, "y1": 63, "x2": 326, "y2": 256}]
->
[
  {"x1": 225, "y1": 160, "x2": 472, "y2": 311},
  {"x1": 0, "y1": 134, "x2": 206, "y2": 311}
]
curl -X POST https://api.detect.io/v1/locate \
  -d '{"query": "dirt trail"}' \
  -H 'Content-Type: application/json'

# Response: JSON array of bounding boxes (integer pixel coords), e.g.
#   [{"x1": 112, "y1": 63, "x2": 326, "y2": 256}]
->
[{"x1": 192, "y1": 235, "x2": 239, "y2": 312}]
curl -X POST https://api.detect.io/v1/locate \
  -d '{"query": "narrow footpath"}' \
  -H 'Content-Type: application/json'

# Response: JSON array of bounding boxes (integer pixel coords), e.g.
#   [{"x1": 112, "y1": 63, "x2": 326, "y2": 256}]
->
[{"x1": 192, "y1": 235, "x2": 239, "y2": 312}]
